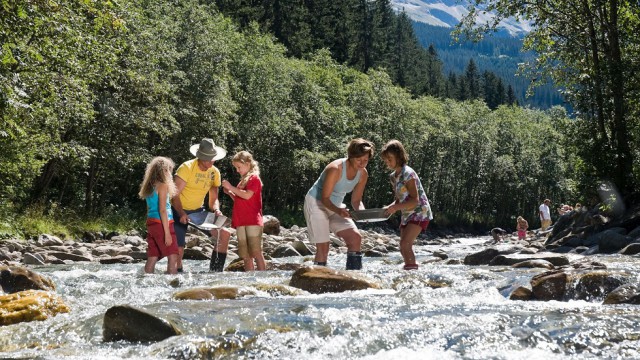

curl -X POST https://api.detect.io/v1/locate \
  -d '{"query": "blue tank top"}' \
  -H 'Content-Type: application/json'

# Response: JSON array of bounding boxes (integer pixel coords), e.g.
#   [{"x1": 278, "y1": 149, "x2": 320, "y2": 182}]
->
[
  {"x1": 146, "y1": 188, "x2": 173, "y2": 221},
  {"x1": 307, "y1": 158, "x2": 362, "y2": 207}
]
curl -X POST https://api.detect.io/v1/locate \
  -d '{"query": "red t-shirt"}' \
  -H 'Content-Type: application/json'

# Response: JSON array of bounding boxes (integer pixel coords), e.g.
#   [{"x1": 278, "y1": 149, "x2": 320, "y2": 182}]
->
[{"x1": 231, "y1": 174, "x2": 263, "y2": 227}]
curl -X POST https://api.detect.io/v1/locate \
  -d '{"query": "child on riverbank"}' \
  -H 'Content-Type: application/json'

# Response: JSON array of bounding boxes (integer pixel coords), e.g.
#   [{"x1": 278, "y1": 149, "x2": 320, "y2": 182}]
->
[
  {"x1": 139, "y1": 156, "x2": 179, "y2": 274},
  {"x1": 381, "y1": 140, "x2": 433, "y2": 270},
  {"x1": 517, "y1": 216, "x2": 528, "y2": 240},
  {"x1": 221, "y1": 151, "x2": 265, "y2": 271}
]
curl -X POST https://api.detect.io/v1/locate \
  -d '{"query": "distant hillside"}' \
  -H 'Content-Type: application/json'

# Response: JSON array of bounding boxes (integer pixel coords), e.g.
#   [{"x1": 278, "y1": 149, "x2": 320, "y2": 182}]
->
[{"x1": 412, "y1": 21, "x2": 566, "y2": 109}]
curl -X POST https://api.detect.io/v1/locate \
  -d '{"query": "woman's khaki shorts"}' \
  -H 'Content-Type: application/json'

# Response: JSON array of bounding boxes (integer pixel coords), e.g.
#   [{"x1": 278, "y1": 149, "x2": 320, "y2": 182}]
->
[
  {"x1": 304, "y1": 194, "x2": 357, "y2": 244},
  {"x1": 236, "y1": 225, "x2": 263, "y2": 258}
]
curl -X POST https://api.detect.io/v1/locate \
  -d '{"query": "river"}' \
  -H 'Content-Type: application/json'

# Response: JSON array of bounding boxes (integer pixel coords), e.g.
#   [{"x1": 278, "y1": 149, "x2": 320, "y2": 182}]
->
[{"x1": 1, "y1": 236, "x2": 640, "y2": 359}]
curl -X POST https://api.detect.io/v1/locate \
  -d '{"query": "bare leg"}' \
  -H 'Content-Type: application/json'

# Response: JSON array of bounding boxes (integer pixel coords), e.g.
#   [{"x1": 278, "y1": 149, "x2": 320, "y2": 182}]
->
[
  {"x1": 253, "y1": 252, "x2": 266, "y2": 271},
  {"x1": 314, "y1": 242, "x2": 330, "y2": 263},
  {"x1": 166, "y1": 254, "x2": 178, "y2": 274},
  {"x1": 177, "y1": 247, "x2": 184, "y2": 270},
  {"x1": 243, "y1": 256, "x2": 255, "y2": 271},
  {"x1": 249, "y1": 237, "x2": 266, "y2": 271},
  {"x1": 337, "y1": 228, "x2": 362, "y2": 252},
  {"x1": 212, "y1": 228, "x2": 231, "y2": 253},
  {"x1": 400, "y1": 223, "x2": 422, "y2": 266},
  {"x1": 145, "y1": 257, "x2": 158, "y2": 274}
]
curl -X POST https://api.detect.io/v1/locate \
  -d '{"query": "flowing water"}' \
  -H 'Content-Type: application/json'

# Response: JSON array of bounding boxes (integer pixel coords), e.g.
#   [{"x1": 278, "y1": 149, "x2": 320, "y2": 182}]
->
[{"x1": 2, "y1": 236, "x2": 640, "y2": 359}]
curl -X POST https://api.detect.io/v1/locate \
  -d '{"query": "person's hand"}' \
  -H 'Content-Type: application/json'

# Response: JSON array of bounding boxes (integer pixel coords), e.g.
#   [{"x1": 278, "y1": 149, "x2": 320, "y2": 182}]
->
[
  {"x1": 164, "y1": 231, "x2": 172, "y2": 246},
  {"x1": 221, "y1": 180, "x2": 231, "y2": 190},
  {"x1": 383, "y1": 205, "x2": 397, "y2": 216},
  {"x1": 213, "y1": 208, "x2": 222, "y2": 216},
  {"x1": 338, "y1": 207, "x2": 351, "y2": 218},
  {"x1": 179, "y1": 213, "x2": 189, "y2": 224}
]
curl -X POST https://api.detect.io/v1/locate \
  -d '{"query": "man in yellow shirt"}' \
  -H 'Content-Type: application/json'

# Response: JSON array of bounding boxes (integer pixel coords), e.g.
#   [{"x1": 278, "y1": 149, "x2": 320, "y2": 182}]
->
[{"x1": 172, "y1": 138, "x2": 231, "y2": 272}]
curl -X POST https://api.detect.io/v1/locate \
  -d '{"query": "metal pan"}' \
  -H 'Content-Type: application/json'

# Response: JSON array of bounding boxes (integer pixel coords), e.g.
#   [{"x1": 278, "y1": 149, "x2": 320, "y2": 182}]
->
[{"x1": 350, "y1": 208, "x2": 391, "y2": 223}]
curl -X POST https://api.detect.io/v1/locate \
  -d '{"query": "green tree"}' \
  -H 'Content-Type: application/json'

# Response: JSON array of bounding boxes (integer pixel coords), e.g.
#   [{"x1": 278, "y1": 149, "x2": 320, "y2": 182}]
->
[{"x1": 459, "y1": 0, "x2": 640, "y2": 196}]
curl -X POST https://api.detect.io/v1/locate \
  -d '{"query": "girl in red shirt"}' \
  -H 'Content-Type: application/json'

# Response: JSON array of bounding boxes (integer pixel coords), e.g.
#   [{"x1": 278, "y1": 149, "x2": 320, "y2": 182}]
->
[{"x1": 221, "y1": 151, "x2": 265, "y2": 271}]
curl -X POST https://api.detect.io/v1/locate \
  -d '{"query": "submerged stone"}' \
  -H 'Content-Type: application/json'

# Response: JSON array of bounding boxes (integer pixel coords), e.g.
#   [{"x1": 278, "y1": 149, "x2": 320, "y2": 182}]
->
[{"x1": 103, "y1": 305, "x2": 181, "y2": 342}]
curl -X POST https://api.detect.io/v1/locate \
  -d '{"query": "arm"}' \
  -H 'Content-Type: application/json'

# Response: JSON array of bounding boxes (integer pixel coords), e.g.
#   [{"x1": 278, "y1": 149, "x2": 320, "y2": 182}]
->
[
  {"x1": 320, "y1": 163, "x2": 350, "y2": 218},
  {"x1": 350, "y1": 169, "x2": 368, "y2": 211},
  {"x1": 208, "y1": 186, "x2": 222, "y2": 215},
  {"x1": 156, "y1": 183, "x2": 172, "y2": 246},
  {"x1": 385, "y1": 178, "x2": 419, "y2": 215},
  {"x1": 221, "y1": 179, "x2": 254, "y2": 200},
  {"x1": 172, "y1": 176, "x2": 188, "y2": 224}
]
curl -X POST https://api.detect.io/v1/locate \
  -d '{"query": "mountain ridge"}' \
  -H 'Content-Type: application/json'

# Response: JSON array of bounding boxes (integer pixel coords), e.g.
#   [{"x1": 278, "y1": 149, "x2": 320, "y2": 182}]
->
[{"x1": 391, "y1": 0, "x2": 531, "y2": 36}]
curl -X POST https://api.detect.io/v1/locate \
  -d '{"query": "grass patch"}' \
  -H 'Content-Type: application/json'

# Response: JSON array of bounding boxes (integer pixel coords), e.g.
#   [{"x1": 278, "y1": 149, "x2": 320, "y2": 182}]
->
[{"x1": 8, "y1": 203, "x2": 145, "y2": 240}]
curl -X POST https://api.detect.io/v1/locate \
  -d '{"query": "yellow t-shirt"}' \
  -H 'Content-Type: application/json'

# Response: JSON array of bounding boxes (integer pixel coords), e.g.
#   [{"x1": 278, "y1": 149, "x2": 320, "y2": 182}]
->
[{"x1": 175, "y1": 159, "x2": 221, "y2": 211}]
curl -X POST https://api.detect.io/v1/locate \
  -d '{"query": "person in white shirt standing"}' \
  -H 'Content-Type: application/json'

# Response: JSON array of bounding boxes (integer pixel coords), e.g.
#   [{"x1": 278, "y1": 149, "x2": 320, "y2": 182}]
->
[{"x1": 539, "y1": 199, "x2": 552, "y2": 231}]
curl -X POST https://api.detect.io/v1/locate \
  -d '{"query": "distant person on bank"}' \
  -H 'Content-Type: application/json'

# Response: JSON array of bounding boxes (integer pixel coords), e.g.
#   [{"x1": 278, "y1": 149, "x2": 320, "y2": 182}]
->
[
  {"x1": 138, "y1": 156, "x2": 179, "y2": 274},
  {"x1": 381, "y1": 140, "x2": 433, "y2": 271},
  {"x1": 172, "y1": 138, "x2": 231, "y2": 272},
  {"x1": 221, "y1": 151, "x2": 266, "y2": 271},
  {"x1": 304, "y1": 138, "x2": 374, "y2": 270},
  {"x1": 539, "y1": 198, "x2": 552, "y2": 231}
]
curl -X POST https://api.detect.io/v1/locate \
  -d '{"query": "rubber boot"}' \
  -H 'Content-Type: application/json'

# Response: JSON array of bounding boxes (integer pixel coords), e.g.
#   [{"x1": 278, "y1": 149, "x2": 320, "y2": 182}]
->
[
  {"x1": 209, "y1": 252, "x2": 227, "y2": 272},
  {"x1": 314, "y1": 261, "x2": 327, "y2": 266},
  {"x1": 345, "y1": 252, "x2": 362, "y2": 270}
]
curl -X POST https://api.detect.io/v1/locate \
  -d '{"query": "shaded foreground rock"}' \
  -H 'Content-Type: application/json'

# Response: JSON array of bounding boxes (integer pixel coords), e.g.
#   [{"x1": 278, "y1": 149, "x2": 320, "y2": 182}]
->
[
  {"x1": 0, "y1": 266, "x2": 56, "y2": 293},
  {"x1": 289, "y1": 266, "x2": 381, "y2": 294},
  {"x1": 0, "y1": 290, "x2": 70, "y2": 326},
  {"x1": 103, "y1": 305, "x2": 181, "y2": 342}
]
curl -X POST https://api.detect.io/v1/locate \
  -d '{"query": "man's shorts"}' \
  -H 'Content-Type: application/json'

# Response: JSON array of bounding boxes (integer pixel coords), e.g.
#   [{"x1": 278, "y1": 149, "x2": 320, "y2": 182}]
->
[
  {"x1": 236, "y1": 225, "x2": 263, "y2": 258},
  {"x1": 146, "y1": 220, "x2": 179, "y2": 258},
  {"x1": 303, "y1": 194, "x2": 358, "y2": 244},
  {"x1": 172, "y1": 207, "x2": 208, "y2": 247}
]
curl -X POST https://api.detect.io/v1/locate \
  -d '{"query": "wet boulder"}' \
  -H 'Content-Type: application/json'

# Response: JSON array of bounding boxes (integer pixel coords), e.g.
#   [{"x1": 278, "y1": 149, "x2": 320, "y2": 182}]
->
[
  {"x1": 0, "y1": 290, "x2": 70, "y2": 326},
  {"x1": 509, "y1": 286, "x2": 533, "y2": 301},
  {"x1": 103, "y1": 305, "x2": 181, "y2": 342},
  {"x1": 290, "y1": 240, "x2": 313, "y2": 256},
  {"x1": 463, "y1": 248, "x2": 501, "y2": 265},
  {"x1": 99, "y1": 255, "x2": 134, "y2": 264},
  {"x1": 490, "y1": 253, "x2": 570, "y2": 267},
  {"x1": 603, "y1": 284, "x2": 640, "y2": 305},
  {"x1": 263, "y1": 215, "x2": 280, "y2": 235},
  {"x1": 289, "y1": 266, "x2": 381, "y2": 294},
  {"x1": 530, "y1": 270, "x2": 568, "y2": 301},
  {"x1": 271, "y1": 244, "x2": 301, "y2": 258},
  {"x1": 512, "y1": 259, "x2": 555, "y2": 270},
  {"x1": 174, "y1": 286, "x2": 256, "y2": 300},
  {"x1": 530, "y1": 269, "x2": 628, "y2": 302},
  {"x1": 253, "y1": 283, "x2": 306, "y2": 297},
  {"x1": 618, "y1": 243, "x2": 640, "y2": 255},
  {"x1": 569, "y1": 271, "x2": 627, "y2": 301},
  {"x1": 0, "y1": 266, "x2": 56, "y2": 293},
  {"x1": 597, "y1": 231, "x2": 633, "y2": 253}
]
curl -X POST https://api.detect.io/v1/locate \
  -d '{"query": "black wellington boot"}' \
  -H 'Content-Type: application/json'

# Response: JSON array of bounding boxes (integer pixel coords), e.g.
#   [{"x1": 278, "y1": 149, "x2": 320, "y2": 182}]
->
[
  {"x1": 345, "y1": 252, "x2": 362, "y2": 270},
  {"x1": 209, "y1": 252, "x2": 227, "y2": 272}
]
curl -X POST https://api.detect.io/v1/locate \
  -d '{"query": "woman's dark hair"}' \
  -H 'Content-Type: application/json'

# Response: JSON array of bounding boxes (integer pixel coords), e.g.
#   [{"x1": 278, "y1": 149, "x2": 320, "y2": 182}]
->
[
  {"x1": 380, "y1": 140, "x2": 408, "y2": 167},
  {"x1": 347, "y1": 138, "x2": 375, "y2": 159}
]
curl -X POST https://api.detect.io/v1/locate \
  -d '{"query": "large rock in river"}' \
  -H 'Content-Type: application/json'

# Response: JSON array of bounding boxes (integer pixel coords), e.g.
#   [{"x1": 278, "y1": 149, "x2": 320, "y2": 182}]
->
[
  {"x1": 0, "y1": 290, "x2": 70, "y2": 326},
  {"x1": 289, "y1": 266, "x2": 381, "y2": 294},
  {"x1": 103, "y1": 305, "x2": 181, "y2": 342},
  {"x1": 0, "y1": 266, "x2": 56, "y2": 293}
]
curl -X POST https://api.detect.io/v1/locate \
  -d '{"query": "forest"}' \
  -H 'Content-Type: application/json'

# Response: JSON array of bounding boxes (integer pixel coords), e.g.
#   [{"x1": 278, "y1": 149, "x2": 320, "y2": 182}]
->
[{"x1": 1, "y1": 0, "x2": 638, "y2": 238}]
